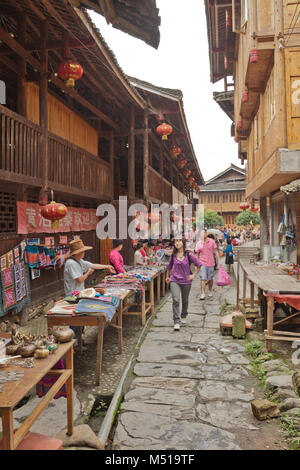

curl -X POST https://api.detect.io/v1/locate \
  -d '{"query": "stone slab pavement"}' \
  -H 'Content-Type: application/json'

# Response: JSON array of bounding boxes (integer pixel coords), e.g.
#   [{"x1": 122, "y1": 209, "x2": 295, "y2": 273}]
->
[{"x1": 112, "y1": 273, "x2": 285, "y2": 450}]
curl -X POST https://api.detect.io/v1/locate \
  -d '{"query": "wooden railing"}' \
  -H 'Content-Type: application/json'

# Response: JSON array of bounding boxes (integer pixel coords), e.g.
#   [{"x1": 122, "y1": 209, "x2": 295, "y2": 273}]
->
[
  {"x1": 0, "y1": 105, "x2": 111, "y2": 198},
  {"x1": 0, "y1": 105, "x2": 43, "y2": 180},
  {"x1": 48, "y1": 132, "x2": 111, "y2": 197}
]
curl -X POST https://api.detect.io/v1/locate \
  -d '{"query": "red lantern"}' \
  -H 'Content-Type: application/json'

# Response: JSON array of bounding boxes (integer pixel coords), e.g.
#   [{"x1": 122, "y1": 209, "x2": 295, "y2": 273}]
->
[
  {"x1": 250, "y1": 49, "x2": 258, "y2": 63},
  {"x1": 41, "y1": 201, "x2": 68, "y2": 230},
  {"x1": 156, "y1": 122, "x2": 173, "y2": 141},
  {"x1": 242, "y1": 91, "x2": 249, "y2": 103},
  {"x1": 169, "y1": 145, "x2": 181, "y2": 158},
  {"x1": 240, "y1": 202, "x2": 250, "y2": 211},
  {"x1": 188, "y1": 177, "x2": 195, "y2": 185},
  {"x1": 237, "y1": 120, "x2": 243, "y2": 129},
  {"x1": 57, "y1": 60, "x2": 83, "y2": 88},
  {"x1": 234, "y1": 136, "x2": 239, "y2": 143},
  {"x1": 183, "y1": 169, "x2": 191, "y2": 178},
  {"x1": 176, "y1": 159, "x2": 187, "y2": 169}
]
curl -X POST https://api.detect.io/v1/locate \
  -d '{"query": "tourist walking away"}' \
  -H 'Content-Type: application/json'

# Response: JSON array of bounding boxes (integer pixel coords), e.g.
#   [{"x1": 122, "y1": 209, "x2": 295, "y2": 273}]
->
[
  {"x1": 223, "y1": 238, "x2": 234, "y2": 274},
  {"x1": 109, "y1": 239, "x2": 125, "y2": 273},
  {"x1": 64, "y1": 239, "x2": 114, "y2": 336},
  {"x1": 196, "y1": 230, "x2": 220, "y2": 300},
  {"x1": 166, "y1": 239, "x2": 202, "y2": 331}
]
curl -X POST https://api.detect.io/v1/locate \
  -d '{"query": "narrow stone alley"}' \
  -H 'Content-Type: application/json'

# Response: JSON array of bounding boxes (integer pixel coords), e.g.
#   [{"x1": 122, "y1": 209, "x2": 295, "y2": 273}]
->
[{"x1": 112, "y1": 277, "x2": 286, "y2": 450}]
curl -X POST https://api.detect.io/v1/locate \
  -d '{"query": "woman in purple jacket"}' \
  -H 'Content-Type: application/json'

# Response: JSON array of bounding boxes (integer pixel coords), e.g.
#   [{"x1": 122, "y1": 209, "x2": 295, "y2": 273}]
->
[{"x1": 166, "y1": 239, "x2": 202, "y2": 331}]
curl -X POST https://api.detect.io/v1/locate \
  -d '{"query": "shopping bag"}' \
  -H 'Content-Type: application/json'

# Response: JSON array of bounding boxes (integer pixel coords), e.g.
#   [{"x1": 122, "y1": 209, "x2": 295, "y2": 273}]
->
[{"x1": 216, "y1": 265, "x2": 231, "y2": 286}]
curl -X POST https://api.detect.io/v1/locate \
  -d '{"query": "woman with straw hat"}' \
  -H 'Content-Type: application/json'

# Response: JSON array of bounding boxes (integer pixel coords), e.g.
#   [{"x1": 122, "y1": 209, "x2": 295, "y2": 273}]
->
[{"x1": 64, "y1": 238, "x2": 115, "y2": 297}]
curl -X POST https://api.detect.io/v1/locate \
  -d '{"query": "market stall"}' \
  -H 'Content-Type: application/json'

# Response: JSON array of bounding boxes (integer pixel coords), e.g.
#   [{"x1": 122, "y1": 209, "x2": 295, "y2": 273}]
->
[
  {"x1": 46, "y1": 289, "x2": 129, "y2": 385},
  {"x1": 239, "y1": 259, "x2": 300, "y2": 352},
  {"x1": 0, "y1": 335, "x2": 74, "y2": 450}
]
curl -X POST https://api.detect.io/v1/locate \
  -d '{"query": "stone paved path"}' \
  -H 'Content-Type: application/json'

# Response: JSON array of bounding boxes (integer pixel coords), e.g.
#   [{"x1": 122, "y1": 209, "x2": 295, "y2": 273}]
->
[{"x1": 112, "y1": 279, "x2": 284, "y2": 450}]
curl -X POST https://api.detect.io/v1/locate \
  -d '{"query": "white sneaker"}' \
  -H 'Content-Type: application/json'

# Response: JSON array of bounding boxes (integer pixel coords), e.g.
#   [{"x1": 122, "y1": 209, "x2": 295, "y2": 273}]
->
[
  {"x1": 208, "y1": 292, "x2": 213, "y2": 298},
  {"x1": 200, "y1": 294, "x2": 205, "y2": 300},
  {"x1": 174, "y1": 323, "x2": 180, "y2": 331},
  {"x1": 181, "y1": 318, "x2": 187, "y2": 325}
]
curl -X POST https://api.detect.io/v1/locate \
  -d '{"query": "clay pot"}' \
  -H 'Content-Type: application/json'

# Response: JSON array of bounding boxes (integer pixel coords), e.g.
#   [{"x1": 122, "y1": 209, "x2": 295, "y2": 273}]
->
[
  {"x1": 19, "y1": 343, "x2": 36, "y2": 357},
  {"x1": 6, "y1": 344, "x2": 21, "y2": 355},
  {"x1": 53, "y1": 327, "x2": 74, "y2": 343},
  {"x1": 35, "y1": 346, "x2": 49, "y2": 359}
]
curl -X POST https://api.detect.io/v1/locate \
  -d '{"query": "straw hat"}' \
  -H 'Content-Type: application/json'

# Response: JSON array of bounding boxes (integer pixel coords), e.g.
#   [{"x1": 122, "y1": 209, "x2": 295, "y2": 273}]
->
[{"x1": 66, "y1": 239, "x2": 93, "y2": 257}]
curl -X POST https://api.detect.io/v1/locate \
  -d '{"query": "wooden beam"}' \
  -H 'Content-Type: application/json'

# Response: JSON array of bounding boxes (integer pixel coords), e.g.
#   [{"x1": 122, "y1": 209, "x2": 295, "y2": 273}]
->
[
  {"x1": 0, "y1": 26, "x2": 41, "y2": 72},
  {"x1": 128, "y1": 105, "x2": 135, "y2": 200},
  {"x1": 40, "y1": 20, "x2": 49, "y2": 191},
  {"x1": 17, "y1": 13, "x2": 27, "y2": 117},
  {"x1": 109, "y1": 131, "x2": 114, "y2": 199},
  {"x1": 0, "y1": 53, "x2": 19, "y2": 74},
  {"x1": 143, "y1": 110, "x2": 149, "y2": 201},
  {"x1": 98, "y1": 0, "x2": 116, "y2": 23},
  {"x1": 50, "y1": 74, "x2": 120, "y2": 130}
]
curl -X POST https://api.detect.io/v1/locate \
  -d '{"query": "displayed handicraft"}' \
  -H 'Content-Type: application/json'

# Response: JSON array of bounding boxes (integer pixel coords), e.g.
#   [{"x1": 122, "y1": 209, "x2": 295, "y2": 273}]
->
[
  {"x1": 52, "y1": 327, "x2": 74, "y2": 343},
  {"x1": 6, "y1": 324, "x2": 57, "y2": 359}
]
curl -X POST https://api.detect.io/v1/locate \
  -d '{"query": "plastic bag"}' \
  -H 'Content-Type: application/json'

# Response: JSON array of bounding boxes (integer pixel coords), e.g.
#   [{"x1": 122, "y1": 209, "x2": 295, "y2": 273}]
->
[{"x1": 216, "y1": 265, "x2": 231, "y2": 286}]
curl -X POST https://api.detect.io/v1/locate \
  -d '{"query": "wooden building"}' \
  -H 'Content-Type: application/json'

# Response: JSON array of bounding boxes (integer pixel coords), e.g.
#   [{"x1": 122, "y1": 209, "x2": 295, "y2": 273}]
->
[
  {"x1": 204, "y1": 0, "x2": 300, "y2": 262},
  {"x1": 0, "y1": 0, "x2": 202, "y2": 308},
  {"x1": 199, "y1": 164, "x2": 246, "y2": 225}
]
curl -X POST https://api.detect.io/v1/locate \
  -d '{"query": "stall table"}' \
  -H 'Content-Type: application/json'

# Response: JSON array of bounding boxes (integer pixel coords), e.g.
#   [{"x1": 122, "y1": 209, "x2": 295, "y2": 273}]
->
[
  {"x1": 46, "y1": 290, "x2": 129, "y2": 385},
  {"x1": 0, "y1": 339, "x2": 74, "y2": 450},
  {"x1": 239, "y1": 260, "x2": 300, "y2": 352},
  {"x1": 124, "y1": 267, "x2": 163, "y2": 325}
]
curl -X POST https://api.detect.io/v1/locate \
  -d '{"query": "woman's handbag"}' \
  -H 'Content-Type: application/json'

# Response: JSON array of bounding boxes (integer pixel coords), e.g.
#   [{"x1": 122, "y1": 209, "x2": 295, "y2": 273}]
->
[{"x1": 216, "y1": 265, "x2": 231, "y2": 286}]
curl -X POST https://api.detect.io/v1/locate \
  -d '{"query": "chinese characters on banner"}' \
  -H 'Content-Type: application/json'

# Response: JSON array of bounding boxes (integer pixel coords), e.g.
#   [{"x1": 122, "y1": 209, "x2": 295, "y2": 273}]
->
[{"x1": 17, "y1": 202, "x2": 98, "y2": 234}]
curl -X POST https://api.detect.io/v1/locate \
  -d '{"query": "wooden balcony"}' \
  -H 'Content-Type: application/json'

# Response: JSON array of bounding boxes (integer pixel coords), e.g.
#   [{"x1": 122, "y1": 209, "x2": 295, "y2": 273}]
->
[{"x1": 0, "y1": 105, "x2": 111, "y2": 200}]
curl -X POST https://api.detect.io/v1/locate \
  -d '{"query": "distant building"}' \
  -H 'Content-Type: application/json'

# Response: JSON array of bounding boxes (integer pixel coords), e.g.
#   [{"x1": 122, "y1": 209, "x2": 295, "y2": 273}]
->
[{"x1": 199, "y1": 164, "x2": 246, "y2": 225}]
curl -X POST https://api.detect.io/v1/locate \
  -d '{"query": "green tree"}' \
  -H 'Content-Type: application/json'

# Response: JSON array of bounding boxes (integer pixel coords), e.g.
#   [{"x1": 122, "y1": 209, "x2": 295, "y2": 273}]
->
[
  {"x1": 236, "y1": 209, "x2": 260, "y2": 226},
  {"x1": 204, "y1": 209, "x2": 224, "y2": 228}
]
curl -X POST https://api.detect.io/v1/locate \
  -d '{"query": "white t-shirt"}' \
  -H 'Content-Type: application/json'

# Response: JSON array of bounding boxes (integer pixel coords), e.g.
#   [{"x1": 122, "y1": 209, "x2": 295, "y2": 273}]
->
[
  {"x1": 64, "y1": 258, "x2": 93, "y2": 296},
  {"x1": 134, "y1": 251, "x2": 145, "y2": 267}
]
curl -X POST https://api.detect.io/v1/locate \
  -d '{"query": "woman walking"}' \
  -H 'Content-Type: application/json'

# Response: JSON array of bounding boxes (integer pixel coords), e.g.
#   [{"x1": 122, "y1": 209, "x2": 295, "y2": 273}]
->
[
  {"x1": 223, "y1": 238, "x2": 234, "y2": 274},
  {"x1": 166, "y1": 239, "x2": 202, "y2": 331}
]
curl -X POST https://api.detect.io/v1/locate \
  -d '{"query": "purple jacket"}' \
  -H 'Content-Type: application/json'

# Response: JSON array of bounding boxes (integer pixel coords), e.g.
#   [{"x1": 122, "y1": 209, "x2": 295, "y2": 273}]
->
[{"x1": 167, "y1": 253, "x2": 202, "y2": 285}]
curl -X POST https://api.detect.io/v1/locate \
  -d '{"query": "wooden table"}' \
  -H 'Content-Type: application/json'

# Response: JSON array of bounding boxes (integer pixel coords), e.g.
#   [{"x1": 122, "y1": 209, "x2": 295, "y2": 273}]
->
[
  {"x1": 0, "y1": 340, "x2": 74, "y2": 450},
  {"x1": 124, "y1": 268, "x2": 162, "y2": 325},
  {"x1": 239, "y1": 260, "x2": 300, "y2": 352},
  {"x1": 46, "y1": 290, "x2": 129, "y2": 385}
]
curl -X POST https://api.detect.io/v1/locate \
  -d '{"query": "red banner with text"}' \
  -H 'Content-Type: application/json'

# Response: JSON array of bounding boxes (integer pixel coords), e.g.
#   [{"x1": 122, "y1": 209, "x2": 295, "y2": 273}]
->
[{"x1": 17, "y1": 202, "x2": 97, "y2": 234}]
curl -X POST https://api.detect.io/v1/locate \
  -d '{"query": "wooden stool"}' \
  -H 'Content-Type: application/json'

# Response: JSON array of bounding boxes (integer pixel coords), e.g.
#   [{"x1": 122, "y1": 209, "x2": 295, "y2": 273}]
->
[{"x1": 0, "y1": 431, "x2": 63, "y2": 450}]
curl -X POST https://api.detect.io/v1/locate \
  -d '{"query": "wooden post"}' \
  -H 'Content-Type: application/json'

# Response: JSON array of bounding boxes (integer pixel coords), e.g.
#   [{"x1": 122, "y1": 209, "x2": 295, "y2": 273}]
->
[
  {"x1": 128, "y1": 105, "x2": 135, "y2": 200},
  {"x1": 143, "y1": 109, "x2": 149, "y2": 202},
  {"x1": 243, "y1": 268, "x2": 247, "y2": 305},
  {"x1": 17, "y1": 13, "x2": 26, "y2": 117},
  {"x1": 267, "y1": 295, "x2": 275, "y2": 352},
  {"x1": 260, "y1": 196, "x2": 267, "y2": 259},
  {"x1": 39, "y1": 20, "x2": 48, "y2": 191},
  {"x1": 109, "y1": 131, "x2": 114, "y2": 200},
  {"x1": 235, "y1": 250, "x2": 240, "y2": 311}
]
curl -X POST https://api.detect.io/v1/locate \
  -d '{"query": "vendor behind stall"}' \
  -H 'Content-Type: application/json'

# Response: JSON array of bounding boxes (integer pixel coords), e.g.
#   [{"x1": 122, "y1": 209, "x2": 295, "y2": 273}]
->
[
  {"x1": 109, "y1": 239, "x2": 125, "y2": 273},
  {"x1": 64, "y1": 239, "x2": 114, "y2": 296}
]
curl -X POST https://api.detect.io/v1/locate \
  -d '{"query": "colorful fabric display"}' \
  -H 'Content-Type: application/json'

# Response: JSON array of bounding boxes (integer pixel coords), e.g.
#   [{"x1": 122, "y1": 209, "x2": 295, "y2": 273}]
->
[
  {"x1": 25, "y1": 245, "x2": 39, "y2": 268},
  {"x1": 36, "y1": 359, "x2": 67, "y2": 399},
  {"x1": 0, "y1": 261, "x2": 30, "y2": 315},
  {"x1": 75, "y1": 299, "x2": 117, "y2": 321},
  {"x1": 97, "y1": 277, "x2": 144, "y2": 303}
]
